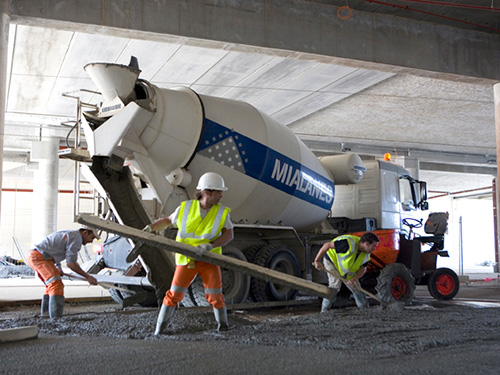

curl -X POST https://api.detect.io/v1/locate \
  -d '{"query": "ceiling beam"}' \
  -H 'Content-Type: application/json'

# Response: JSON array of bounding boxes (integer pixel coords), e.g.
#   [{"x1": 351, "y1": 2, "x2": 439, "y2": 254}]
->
[
  {"x1": 301, "y1": 137, "x2": 497, "y2": 170},
  {"x1": 8, "y1": 0, "x2": 500, "y2": 80},
  {"x1": 420, "y1": 162, "x2": 496, "y2": 176}
]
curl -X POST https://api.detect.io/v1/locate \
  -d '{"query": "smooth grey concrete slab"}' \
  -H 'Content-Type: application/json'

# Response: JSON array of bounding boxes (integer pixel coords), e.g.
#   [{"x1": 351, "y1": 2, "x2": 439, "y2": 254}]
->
[{"x1": 0, "y1": 325, "x2": 38, "y2": 342}]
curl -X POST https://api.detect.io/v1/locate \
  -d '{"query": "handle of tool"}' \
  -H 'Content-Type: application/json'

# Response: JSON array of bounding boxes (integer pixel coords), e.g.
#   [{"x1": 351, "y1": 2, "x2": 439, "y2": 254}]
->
[
  {"x1": 61, "y1": 272, "x2": 87, "y2": 281},
  {"x1": 62, "y1": 273, "x2": 131, "y2": 292}
]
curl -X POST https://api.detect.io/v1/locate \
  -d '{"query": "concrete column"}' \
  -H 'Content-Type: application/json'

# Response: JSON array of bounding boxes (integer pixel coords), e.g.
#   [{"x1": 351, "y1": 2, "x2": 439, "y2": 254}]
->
[
  {"x1": 0, "y1": 1, "x2": 10, "y2": 227},
  {"x1": 30, "y1": 139, "x2": 59, "y2": 243},
  {"x1": 494, "y1": 83, "x2": 500, "y2": 273}
]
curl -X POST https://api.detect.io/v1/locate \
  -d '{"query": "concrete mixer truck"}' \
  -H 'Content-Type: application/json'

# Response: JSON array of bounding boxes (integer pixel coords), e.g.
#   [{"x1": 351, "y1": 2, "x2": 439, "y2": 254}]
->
[{"x1": 60, "y1": 57, "x2": 459, "y2": 308}]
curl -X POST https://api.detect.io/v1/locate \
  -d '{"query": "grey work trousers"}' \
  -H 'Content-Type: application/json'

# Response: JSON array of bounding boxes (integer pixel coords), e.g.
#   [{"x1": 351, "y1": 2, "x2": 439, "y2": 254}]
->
[{"x1": 323, "y1": 258, "x2": 367, "y2": 308}]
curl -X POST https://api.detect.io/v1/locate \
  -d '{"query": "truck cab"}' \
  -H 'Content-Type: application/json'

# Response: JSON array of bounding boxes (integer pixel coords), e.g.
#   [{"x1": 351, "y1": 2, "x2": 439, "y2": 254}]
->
[
  {"x1": 330, "y1": 159, "x2": 428, "y2": 231},
  {"x1": 328, "y1": 159, "x2": 458, "y2": 302}
]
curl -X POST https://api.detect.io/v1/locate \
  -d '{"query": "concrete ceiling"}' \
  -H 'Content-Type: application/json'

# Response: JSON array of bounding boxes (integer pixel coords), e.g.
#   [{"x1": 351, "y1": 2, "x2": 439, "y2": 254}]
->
[
  {"x1": 2, "y1": 1, "x2": 499, "y2": 196},
  {"x1": 313, "y1": 0, "x2": 500, "y2": 35}
]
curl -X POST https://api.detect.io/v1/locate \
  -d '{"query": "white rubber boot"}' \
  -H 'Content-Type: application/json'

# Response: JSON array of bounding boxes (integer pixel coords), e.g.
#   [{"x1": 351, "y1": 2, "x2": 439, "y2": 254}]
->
[
  {"x1": 213, "y1": 306, "x2": 229, "y2": 332},
  {"x1": 353, "y1": 291, "x2": 368, "y2": 308},
  {"x1": 41, "y1": 294, "x2": 49, "y2": 318},
  {"x1": 49, "y1": 295, "x2": 64, "y2": 319},
  {"x1": 321, "y1": 298, "x2": 333, "y2": 313},
  {"x1": 154, "y1": 304, "x2": 176, "y2": 335}
]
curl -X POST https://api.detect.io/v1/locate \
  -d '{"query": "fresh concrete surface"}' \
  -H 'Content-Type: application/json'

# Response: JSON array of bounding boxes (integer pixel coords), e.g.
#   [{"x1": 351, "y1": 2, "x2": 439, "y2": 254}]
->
[{"x1": 2, "y1": 284, "x2": 500, "y2": 375}]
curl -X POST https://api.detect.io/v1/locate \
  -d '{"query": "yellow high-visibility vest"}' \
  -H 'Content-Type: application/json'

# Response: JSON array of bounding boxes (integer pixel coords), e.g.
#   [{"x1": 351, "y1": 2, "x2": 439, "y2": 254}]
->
[
  {"x1": 175, "y1": 200, "x2": 231, "y2": 266},
  {"x1": 326, "y1": 235, "x2": 370, "y2": 280}
]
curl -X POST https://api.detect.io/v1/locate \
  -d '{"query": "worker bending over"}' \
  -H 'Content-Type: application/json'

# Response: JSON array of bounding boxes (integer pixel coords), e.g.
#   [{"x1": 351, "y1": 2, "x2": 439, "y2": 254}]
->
[
  {"x1": 145, "y1": 172, "x2": 234, "y2": 335},
  {"x1": 26, "y1": 227, "x2": 99, "y2": 318},
  {"x1": 314, "y1": 232, "x2": 379, "y2": 312}
]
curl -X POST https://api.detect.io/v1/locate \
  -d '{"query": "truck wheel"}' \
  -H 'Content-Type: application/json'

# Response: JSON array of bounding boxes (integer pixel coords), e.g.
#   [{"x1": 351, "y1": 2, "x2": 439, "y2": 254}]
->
[
  {"x1": 189, "y1": 276, "x2": 208, "y2": 306},
  {"x1": 251, "y1": 244, "x2": 301, "y2": 302},
  {"x1": 427, "y1": 267, "x2": 460, "y2": 300},
  {"x1": 244, "y1": 245, "x2": 264, "y2": 302},
  {"x1": 189, "y1": 246, "x2": 250, "y2": 306},
  {"x1": 180, "y1": 288, "x2": 197, "y2": 307},
  {"x1": 243, "y1": 244, "x2": 264, "y2": 263},
  {"x1": 376, "y1": 263, "x2": 415, "y2": 303},
  {"x1": 108, "y1": 285, "x2": 158, "y2": 307},
  {"x1": 108, "y1": 288, "x2": 124, "y2": 305}
]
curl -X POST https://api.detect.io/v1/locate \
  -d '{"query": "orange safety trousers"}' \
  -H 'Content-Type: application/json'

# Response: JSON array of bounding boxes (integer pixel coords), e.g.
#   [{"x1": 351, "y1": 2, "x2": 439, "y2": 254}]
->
[
  {"x1": 163, "y1": 261, "x2": 225, "y2": 309},
  {"x1": 26, "y1": 250, "x2": 64, "y2": 296}
]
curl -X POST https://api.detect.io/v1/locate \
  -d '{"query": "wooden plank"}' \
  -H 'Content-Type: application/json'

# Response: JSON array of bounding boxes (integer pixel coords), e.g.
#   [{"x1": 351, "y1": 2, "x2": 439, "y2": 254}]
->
[
  {"x1": 77, "y1": 214, "x2": 334, "y2": 299},
  {"x1": 0, "y1": 326, "x2": 39, "y2": 343}
]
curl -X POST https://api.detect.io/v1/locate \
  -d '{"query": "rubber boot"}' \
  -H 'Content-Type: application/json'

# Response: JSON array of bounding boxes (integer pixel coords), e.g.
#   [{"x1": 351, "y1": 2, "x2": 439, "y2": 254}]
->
[
  {"x1": 321, "y1": 298, "x2": 333, "y2": 313},
  {"x1": 213, "y1": 306, "x2": 229, "y2": 332},
  {"x1": 48, "y1": 295, "x2": 65, "y2": 319},
  {"x1": 154, "y1": 304, "x2": 176, "y2": 336},
  {"x1": 352, "y1": 291, "x2": 368, "y2": 308},
  {"x1": 41, "y1": 294, "x2": 49, "y2": 318}
]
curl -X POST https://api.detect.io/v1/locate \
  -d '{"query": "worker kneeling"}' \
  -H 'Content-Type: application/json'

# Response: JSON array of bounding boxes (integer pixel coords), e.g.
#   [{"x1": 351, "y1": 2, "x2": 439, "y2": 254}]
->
[
  {"x1": 145, "y1": 172, "x2": 234, "y2": 335},
  {"x1": 314, "y1": 232, "x2": 379, "y2": 312}
]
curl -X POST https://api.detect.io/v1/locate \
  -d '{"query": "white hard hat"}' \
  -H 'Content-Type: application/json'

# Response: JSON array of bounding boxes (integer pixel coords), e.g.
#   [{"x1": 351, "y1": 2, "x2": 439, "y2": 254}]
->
[{"x1": 196, "y1": 172, "x2": 228, "y2": 191}]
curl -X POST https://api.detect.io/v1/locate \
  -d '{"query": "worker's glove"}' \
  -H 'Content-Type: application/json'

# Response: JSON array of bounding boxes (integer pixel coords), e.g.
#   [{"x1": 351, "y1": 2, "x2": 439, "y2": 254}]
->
[
  {"x1": 193, "y1": 243, "x2": 213, "y2": 256},
  {"x1": 142, "y1": 225, "x2": 153, "y2": 233}
]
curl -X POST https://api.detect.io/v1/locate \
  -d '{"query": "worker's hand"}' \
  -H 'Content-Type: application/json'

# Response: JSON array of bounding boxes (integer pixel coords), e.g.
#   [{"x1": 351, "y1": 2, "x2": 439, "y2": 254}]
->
[
  {"x1": 194, "y1": 243, "x2": 213, "y2": 256},
  {"x1": 346, "y1": 279, "x2": 359, "y2": 288},
  {"x1": 142, "y1": 225, "x2": 153, "y2": 233},
  {"x1": 86, "y1": 275, "x2": 98, "y2": 285},
  {"x1": 313, "y1": 260, "x2": 324, "y2": 271}
]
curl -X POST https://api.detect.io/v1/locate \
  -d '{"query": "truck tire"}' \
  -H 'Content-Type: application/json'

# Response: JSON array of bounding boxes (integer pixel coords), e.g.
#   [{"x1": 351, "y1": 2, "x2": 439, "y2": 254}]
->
[
  {"x1": 189, "y1": 276, "x2": 208, "y2": 306},
  {"x1": 376, "y1": 263, "x2": 415, "y2": 303},
  {"x1": 188, "y1": 246, "x2": 251, "y2": 306},
  {"x1": 244, "y1": 244, "x2": 264, "y2": 302},
  {"x1": 108, "y1": 285, "x2": 158, "y2": 307},
  {"x1": 250, "y1": 244, "x2": 301, "y2": 302},
  {"x1": 180, "y1": 288, "x2": 197, "y2": 307},
  {"x1": 108, "y1": 288, "x2": 123, "y2": 305},
  {"x1": 427, "y1": 267, "x2": 460, "y2": 300},
  {"x1": 243, "y1": 244, "x2": 264, "y2": 263}
]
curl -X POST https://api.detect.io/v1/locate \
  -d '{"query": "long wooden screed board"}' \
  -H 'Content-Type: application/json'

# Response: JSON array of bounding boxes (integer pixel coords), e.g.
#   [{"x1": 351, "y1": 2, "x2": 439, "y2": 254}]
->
[{"x1": 77, "y1": 214, "x2": 334, "y2": 299}]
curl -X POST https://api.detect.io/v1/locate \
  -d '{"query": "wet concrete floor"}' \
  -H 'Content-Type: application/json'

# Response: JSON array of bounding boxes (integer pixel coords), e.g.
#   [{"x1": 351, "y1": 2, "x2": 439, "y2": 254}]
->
[{"x1": 1, "y1": 283, "x2": 500, "y2": 375}]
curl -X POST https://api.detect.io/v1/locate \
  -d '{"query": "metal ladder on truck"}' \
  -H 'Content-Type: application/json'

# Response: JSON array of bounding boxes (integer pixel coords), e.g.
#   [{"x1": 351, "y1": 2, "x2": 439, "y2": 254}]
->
[{"x1": 57, "y1": 90, "x2": 107, "y2": 223}]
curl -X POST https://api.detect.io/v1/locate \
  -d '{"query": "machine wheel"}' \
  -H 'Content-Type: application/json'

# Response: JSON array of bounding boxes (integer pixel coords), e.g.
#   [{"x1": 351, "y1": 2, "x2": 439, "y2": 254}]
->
[
  {"x1": 189, "y1": 276, "x2": 209, "y2": 306},
  {"x1": 376, "y1": 263, "x2": 415, "y2": 303},
  {"x1": 427, "y1": 267, "x2": 460, "y2": 300},
  {"x1": 243, "y1": 244, "x2": 264, "y2": 263},
  {"x1": 250, "y1": 244, "x2": 301, "y2": 302},
  {"x1": 179, "y1": 288, "x2": 197, "y2": 307},
  {"x1": 108, "y1": 285, "x2": 158, "y2": 307},
  {"x1": 244, "y1": 244, "x2": 265, "y2": 302},
  {"x1": 188, "y1": 246, "x2": 251, "y2": 306},
  {"x1": 108, "y1": 288, "x2": 123, "y2": 305}
]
